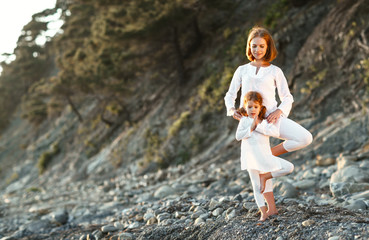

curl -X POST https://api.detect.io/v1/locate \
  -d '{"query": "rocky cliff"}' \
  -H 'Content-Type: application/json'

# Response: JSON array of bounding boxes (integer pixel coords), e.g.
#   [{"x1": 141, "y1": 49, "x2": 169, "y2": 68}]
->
[{"x1": 1, "y1": 0, "x2": 369, "y2": 239}]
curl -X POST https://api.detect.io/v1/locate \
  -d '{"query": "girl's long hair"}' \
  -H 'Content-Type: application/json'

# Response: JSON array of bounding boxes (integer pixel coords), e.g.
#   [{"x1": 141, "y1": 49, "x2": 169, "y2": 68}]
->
[{"x1": 238, "y1": 91, "x2": 266, "y2": 120}]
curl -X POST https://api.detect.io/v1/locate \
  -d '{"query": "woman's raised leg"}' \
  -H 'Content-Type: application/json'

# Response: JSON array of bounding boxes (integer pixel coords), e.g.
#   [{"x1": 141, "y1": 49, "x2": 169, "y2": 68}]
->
[{"x1": 272, "y1": 117, "x2": 313, "y2": 156}]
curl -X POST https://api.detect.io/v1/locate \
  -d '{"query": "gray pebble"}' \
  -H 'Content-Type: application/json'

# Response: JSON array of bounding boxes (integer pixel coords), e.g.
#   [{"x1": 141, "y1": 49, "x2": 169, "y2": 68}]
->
[{"x1": 101, "y1": 225, "x2": 118, "y2": 233}]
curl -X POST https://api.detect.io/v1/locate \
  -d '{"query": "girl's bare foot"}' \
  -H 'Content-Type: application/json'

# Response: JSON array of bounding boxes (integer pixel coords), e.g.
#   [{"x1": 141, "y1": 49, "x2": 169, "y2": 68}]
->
[
  {"x1": 259, "y1": 213, "x2": 268, "y2": 221},
  {"x1": 259, "y1": 206, "x2": 268, "y2": 222}
]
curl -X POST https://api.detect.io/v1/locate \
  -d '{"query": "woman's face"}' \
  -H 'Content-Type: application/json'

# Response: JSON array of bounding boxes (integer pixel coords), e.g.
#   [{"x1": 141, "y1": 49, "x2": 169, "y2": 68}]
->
[
  {"x1": 250, "y1": 37, "x2": 267, "y2": 60},
  {"x1": 245, "y1": 100, "x2": 261, "y2": 118}
]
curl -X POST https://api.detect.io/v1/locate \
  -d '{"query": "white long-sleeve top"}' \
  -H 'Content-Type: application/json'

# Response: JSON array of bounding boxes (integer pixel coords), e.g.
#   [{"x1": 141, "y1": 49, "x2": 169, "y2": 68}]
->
[
  {"x1": 224, "y1": 63, "x2": 294, "y2": 117},
  {"x1": 235, "y1": 116, "x2": 282, "y2": 172}
]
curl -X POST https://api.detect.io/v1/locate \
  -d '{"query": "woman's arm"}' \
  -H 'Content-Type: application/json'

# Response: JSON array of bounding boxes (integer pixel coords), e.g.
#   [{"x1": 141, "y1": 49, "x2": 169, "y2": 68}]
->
[
  {"x1": 274, "y1": 67, "x2": 294, "y2": 117},
  {"x1": 224, "y1": 67, "x2": 242, "y2": 116}
]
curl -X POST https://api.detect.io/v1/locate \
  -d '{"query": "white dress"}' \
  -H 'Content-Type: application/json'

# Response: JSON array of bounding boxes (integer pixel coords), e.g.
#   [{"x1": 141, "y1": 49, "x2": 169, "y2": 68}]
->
[
  {"x1": 224, "y1": 63, "x2": 294, "y2": 117},
  {"x1": 235, "y1": 116, "x2": 283, "y2": 172}
]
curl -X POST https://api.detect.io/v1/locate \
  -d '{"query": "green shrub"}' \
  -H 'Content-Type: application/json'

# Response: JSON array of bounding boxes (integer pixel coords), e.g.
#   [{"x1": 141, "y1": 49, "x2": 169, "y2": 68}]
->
[
  {"x1": 142, "y1": 128, "x2": 164, "y2": 166},
  {"x1": 264, "y1": 0, "x2": 291, "y2": 29},
  {"x1": 360, "y1": 58, "x2": 369, "y2": 92},
  {"x1": 26, "y1": 187, "x2": 41, "y2": 192},
  {"x1": 37, "y1": 142, "x2": 60, "y2": 174},
  {"x1": 168, "y1": 111, "x2": 191, "y2": 137},
  {"x1": 6, "y1": 172, "x2": 19, "y2": 185},
  {"x1": 301, "y1": 68, "x2": 327, "y2": 94},
  {"x1": 198, "y1": 66, "x2": 234, "y2": 112}
]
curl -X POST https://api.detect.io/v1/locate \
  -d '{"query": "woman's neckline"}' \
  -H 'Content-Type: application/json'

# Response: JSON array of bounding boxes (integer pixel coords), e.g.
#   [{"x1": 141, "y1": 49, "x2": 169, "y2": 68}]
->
[
  {"x1": 249, "y1": 62, "x2": 272, "y2": 75},
  {"x1": 249, "y1": 62, "x2": 272, "y2": 68}
]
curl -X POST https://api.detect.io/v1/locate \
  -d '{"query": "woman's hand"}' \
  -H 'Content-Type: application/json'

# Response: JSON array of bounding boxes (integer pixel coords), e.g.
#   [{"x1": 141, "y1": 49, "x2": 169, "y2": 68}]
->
[
  {"x1": 232, "y1": 110, "x2": 243, "y2": 121},
  {"x1": 267, "y1": 109, "x2": 283, "y2": 123}
]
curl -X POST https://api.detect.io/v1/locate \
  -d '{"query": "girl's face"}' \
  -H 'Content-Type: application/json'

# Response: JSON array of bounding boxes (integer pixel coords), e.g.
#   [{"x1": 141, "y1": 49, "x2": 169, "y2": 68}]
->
[
  {"x1": 250, "y1": 37, "x2": 267, "y2": 60},
  {"x1": 245, "y1": 100, "x2": 261, "y2": 118}
]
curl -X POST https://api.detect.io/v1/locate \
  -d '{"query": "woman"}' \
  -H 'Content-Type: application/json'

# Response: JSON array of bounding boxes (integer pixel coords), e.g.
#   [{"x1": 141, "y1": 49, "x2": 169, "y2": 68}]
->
[{"x1": 224, "y1": 26, "x2": 312, "y2": 216}]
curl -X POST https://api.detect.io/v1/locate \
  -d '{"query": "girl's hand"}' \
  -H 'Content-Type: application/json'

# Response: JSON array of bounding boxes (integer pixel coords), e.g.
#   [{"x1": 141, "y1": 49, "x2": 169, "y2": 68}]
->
[
  {"x1": 251, "y1": 115, "x2": 259, "y2": 131},
  {"x1": 232, "y1": 110, "x2": 243, "y2": 121},
  {"x1": 267, "y1": 109, "x2": 282, "y2": 123}
]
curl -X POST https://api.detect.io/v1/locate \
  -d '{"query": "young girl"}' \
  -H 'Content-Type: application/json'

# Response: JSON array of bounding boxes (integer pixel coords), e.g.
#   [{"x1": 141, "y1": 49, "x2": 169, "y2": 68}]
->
[
  {"x1": 236, "y1": 91, "x2": 294, "y2": 221},
  {"x1": 224, "y1": 26, "x2": 312, "y2": 216}
]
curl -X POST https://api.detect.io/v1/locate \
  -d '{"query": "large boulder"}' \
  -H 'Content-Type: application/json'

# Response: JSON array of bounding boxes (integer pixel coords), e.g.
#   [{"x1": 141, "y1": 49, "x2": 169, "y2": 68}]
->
[
  {"x1": 330, "y1": 165, "x2": 369, "y2": 184},
  {"x1": 330, "y1": 182, "x2": 369, "y2": 197},
  {"x1": 273, "y1": 180, "x2": 298, "y2": 198},
  {"x1": 153, "y1": 185, "x2": 176, "y2": 199}
]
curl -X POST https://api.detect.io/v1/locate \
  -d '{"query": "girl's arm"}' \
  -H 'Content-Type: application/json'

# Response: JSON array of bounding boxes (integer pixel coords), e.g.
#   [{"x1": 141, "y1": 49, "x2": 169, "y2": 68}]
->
[
  {"x1": 275, "y1": 67, "x2": 294, "y2": 117},
  {"x1": 255, "y1": 119, "x2": 280, "y2": 138},
  {"x1": 224, "y1": 67, "x2": 242, "y2": 116},
  {"x1": 235, "y1": 117, "x2": 253, "y2": 141}
]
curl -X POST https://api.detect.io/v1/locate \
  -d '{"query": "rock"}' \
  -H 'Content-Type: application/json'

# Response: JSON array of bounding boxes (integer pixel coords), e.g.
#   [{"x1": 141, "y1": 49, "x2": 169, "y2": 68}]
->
[
  {"x1": 242, "y1": 202, "x2": 255, "y2": 210},
  {"x1": 212, "y1": 208, "x2": 224, "y2": 217},
  {"x1": 51, "y1": 209, "x2": 68, "y2": 225},
  {"x1": 321, "y1": 165, "x2": 337, "y2": 178},
  {"x1": 101, "y1": 225, "x2": 118, "y2": 233},
  {"x1": 330, "y1": 182, "x2": 369, "y2": 197},
  {"x1": 336, "y1": 155, "x2": 357, "y2": 170},
  {"x1": 143, "y1": 212, "x2": 155, "y2": 221},
  {"x1": 345, "y1": 200, "x2": 367, "y2": 210},
  {"x1": 118, "y1": 232, "x2": 134, "y2": 240},
  {"x1": 351, "y1": 190, "x2": 369, "y2": 200},
  {"x1": 226, "y1": 209, "x2": 237, "y2": 220},
  {"x1": 232, "y1": 194, "x2": 243, "y2": 202},
  {"x1": 194, "y1": 218, "x2": 205, "y2": 226},
  {"x1": 208, "y1": 199, "x2": 220, "y2": 211},
  {"x1": 301, "y1": 169, "x2": 316, "y2": 179},
  {"x1": 7, "y1": 229, "x2": 27, "y2": 240},
  {"x1": 154, "y1": 185, "x2": 176, "y2": 198},
  {"x1": 174, "y1": 211, "x2": 183, "y2": 218},
  {"x1": 328, "y1": 237, "x2": 340, "y2": 240},
  {"x1": 135, "y1": 214, "x2": 144, "y2": 221},
  {"x1": 302, "y1": 219, "x2": 315, "y2": 227},
  {"x1": 79, "y1": 235, "x2": 87, "y2": 240},
  {"x1": 318, "y1": 178, "x2": 330, "y2": 189},
  {"x1": 114, "y1": 222, "x2": 124, "y2": 230},
  {"x1": 359, "y1": 160, "x2": 369, "y2": 168},
  {"x1": 158, "y1": 219, "x2": 176, "y2": 226},
  {"x1": 330, "y1": 165, "x2": 369, "y2": 184},
  {"x1": 294, "y1": 179, "x2": 316, "y2": 190},
  {"x1": 194, "y1": 206, "x2": 206, "y2": 213},
  {"x1": 274, "y1": 181, "x2": 299, "y2": 198},
  {"x1": 191, "y1": 211, "x2": 205, "y2": 219},
  {"x1": 128, "y1": 221, "x2": 140, "y2": 229},
  {"x1": 156, "y1": 212, "x2": 171, "y2": 223},
  {"x1": 227, "y1": 185, "x2": 243, "y2": 195},
  {"x1": 146, "y1": 217, "x2": 158, "y2": 225},
  {"x1": 199, "y1": 212, "x2": 209, "y2": 219},
  {"x1": 316, "y1": 155, "x2": 335, "y2": 166},
  {"x1": 26, "y1": 220, "x2": 52, "y2": 233},
  {"x1": 86, "y1": 234, "x2": 95, "y2": 240},
  {"x1": 92, "y1": 230, "x2": 103, "y2": 239}
]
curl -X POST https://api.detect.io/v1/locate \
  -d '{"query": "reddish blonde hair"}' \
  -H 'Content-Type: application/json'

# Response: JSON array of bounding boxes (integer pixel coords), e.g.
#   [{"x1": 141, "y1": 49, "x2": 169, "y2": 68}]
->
[
  {"x1": 238, "y1": 91, "x2": 266, "y2": 120},
  {"x1": 246, "y1": 26, "x2": 277, "y2": 62}
]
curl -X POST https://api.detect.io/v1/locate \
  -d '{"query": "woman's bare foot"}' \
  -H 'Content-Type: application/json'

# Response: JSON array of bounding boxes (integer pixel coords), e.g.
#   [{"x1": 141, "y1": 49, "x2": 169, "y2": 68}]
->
[
  {"x1": 267, "y1": 210, "x2": 278, "y2": 216},
  {"x1": 259, "y1": 172, "x2": 272, "y2": 193}
]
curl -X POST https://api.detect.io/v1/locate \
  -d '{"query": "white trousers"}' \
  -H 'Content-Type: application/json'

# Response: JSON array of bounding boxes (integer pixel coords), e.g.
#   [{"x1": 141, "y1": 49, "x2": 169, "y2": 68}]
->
[
  {"x1": 248, "y1": 158, "x2": 294, "y2": 208},
  {"x1": 279, "y1": 117, "x2": 313, "y2": 152}
]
